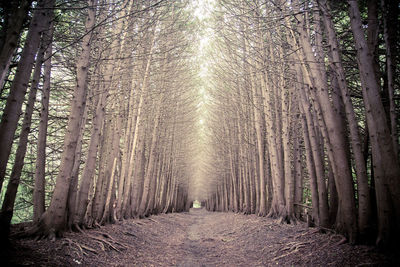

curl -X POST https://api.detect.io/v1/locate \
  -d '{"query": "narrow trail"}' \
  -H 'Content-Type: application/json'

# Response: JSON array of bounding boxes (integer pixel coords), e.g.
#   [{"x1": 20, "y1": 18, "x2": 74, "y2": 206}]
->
[
  {"x1": 176, "y1": 209, "x2": 251, "y2": 266},
  {"x1": 5, "y1": 209, "x2": 398, "y2": 266}
]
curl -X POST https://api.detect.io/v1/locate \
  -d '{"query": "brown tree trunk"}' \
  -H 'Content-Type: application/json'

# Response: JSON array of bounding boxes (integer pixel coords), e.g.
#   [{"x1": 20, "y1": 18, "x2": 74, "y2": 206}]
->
[
  {"x1": 74, "y1": 87, "x2": 107, "y2": 226},
  {"x1": 67, "y1": 102, "x2": 88, "y2": 229},
  {"x1": 250, "y1": 71, "x2": 266, "y2": 216},
  {"x1": 33, "y1": 21, "x2": 54, "y2": 223},
  {"x1": 294, "y1": 6, "x2": 357, "y2": 242},
  {"x1": 293, "y1": 123, "x2": 303, "y2": 219},
  {"x1": 380, "y1": 0, "x2": 399, "y2": 156},
  {"x1": 348, "y1": 0, "x2": 400, "y2": 246},
  {"x1": 0, "y1": 0, "x2": 55, "y2": 193},
  {"x1": 0, "y1": 30, "x2": 48, "y2": 241},
  {"x1": 318, "y1": 0, "x2": 372, "y2": 236},
  {"x1": 0, "y1": 0, "x2": 31, "y2": 89},
  {"x1": 34, "y1": 0, "x2": 97, "y2": 237}
]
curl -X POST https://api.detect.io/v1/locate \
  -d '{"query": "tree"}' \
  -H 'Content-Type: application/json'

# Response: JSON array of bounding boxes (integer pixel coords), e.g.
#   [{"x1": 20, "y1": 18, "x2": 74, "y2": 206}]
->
[
  {"x1": 348, "y1": 0, "x2": 400, "y2": 247},
  {"x1": 32, "y1": 0, "x2": 97, "y2": 238},
  {"x1": 0, "y1": 0, "x2": 55, "y2": 193}
]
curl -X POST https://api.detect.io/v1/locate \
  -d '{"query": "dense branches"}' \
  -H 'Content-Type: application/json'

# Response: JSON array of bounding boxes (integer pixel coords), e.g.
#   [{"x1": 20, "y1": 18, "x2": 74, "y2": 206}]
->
[
  {"x1": 0, "y1": 0, "x2": 197, "y2": 240},
  {"x1": 203, "y1": 0, "x2": 400, "y2": 247}
]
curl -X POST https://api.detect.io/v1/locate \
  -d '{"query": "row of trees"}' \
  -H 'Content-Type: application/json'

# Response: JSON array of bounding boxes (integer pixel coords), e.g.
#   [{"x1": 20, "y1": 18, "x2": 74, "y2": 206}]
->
[
  {"x1": 203, "y1": 0, "x2": 399, "y2": 247},
  {"x1": 0, "y1": 0, "x2": 198, "y2": 240}
]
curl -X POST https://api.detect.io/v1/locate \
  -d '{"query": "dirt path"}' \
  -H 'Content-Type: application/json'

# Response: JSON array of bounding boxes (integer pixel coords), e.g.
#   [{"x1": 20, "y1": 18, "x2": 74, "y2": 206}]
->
[
  {"x1": 176, "y1": 209, "x2": 251, "y2": 266},
  {"x1": 5, "y1": 209, "x2": 399, "y2": 266}
]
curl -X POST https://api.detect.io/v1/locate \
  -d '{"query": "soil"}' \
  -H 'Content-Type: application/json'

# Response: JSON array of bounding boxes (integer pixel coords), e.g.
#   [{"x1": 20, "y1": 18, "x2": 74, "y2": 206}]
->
[{"x1": 4, "y1": 208, "x2": 400, "y2": 266}]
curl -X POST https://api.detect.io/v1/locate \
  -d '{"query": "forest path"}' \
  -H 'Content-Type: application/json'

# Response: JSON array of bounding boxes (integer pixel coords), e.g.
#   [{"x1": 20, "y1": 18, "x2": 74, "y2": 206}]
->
[
  {"x1": 176, "y1": 209, "x2": 251, "y2": 266},
  {"x1": 6, "y1": 209, "x2": 397, "y2": 266}
]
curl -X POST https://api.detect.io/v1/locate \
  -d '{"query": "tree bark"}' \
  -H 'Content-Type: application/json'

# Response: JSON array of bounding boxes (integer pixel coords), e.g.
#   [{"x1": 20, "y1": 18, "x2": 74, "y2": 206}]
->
[
  {"x1": 294, "y1": 5, "x2": 357, "y2": 242},
  {"x1": 0, "y1": 0, "x2": 55, "y2": 193},
  {"x1": 33, "y1": 21, "x2": 54, "y2": 223},
  {"x1": 318, "y1": 0, "x2": 371, "y2": 236},
  {"x1": 0, "y1": 0, "x2": 31, "y2": 89},
  {"x1": 380, "y1": 0, "x2": 399, "y2": 156},
  {"x1": 0, "y1": 28, "x2": 49, "y2": 241},
  {"x1": 348, "y1": 0, "x2": 400, "y2": 246},
  {"x1": 35, "y1": 0, "x2": 97, "y2": 237}
]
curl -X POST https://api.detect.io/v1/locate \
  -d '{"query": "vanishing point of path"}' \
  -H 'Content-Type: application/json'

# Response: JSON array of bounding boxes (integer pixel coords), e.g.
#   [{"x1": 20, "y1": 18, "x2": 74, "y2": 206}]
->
[{"x1": 6, "y1": 209, "x2": 398, "y2": 266}]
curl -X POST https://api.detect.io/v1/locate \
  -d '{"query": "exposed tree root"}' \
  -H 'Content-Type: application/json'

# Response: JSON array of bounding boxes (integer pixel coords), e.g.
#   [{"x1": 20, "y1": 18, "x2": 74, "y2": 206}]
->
[
  {"x1": 13, "y1": 222, "x2": 60, "y2": 241},
  {"x1": 11, "y1": 224, "x2": 39, "y2": 238},
  {"x1": 329, "y1": 233, "x2": 346, "y2": 242},
  {"x1": 267, "y1": 206, "x2": 297, "y2": 225},
  {"x1": 318, "y1": 226, "x2": 336, "y2": 234},
  {"x1": 278, "y1": 215, "x2": 297, "y2": 225},
  {"x1": 132, "y1": 221, "x2": 143, "y2": 226},
  {"x1": 62, "y1": 237, "x2": 97, "y2": 258},
  {"x1": 81, "y1": 244, "x2": 97, "y2": 254},
  {"x1": 71, "y1": 223, "x2": 85, "y2": 234},
  {"x1": 88, "y1": 235, "x2": 120, "y2": 252},
  {"x1": 86, "y1": 232, "x2": 131, "y2": 251},
  {"x1": 294, "y1": 228, "x2": 320, "y2": 239},
  {"x1": 91, "y1": 230, "x2": 112, "y2": 239},
  {"x1": 123, "y1": 231, "x2": 136, "y2": 237},
  {"x1": 91, "y1": 231, "x2": 130, "y2": 249},
  {"x1": 272, "y1": 241, "x2": 308, "y2": 261},
  {"x1": 336, "y1": 237, "x2": 348, "y2": 246},
  {"x1": 92, "y1": 221, "x2": 101, "y2": 229},
  {"x1": 148, "y1": 218, "x2": 159, "y2": 223},
  {"x1": 258, "y1": 210, "x2": 267, "y2": 217},
  {"x1": 95, "y1": 240, "x2": 106, "y2": 251}
]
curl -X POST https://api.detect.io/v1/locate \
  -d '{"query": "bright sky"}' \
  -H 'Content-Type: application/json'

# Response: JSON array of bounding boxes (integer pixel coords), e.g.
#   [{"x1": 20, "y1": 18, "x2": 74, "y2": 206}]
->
[
  {"x1": 193, "y1": 0, "x2": 213, "y2": 20},
  {"x1": 191, "y1": 0, "x2": 215, "y2": 201},
  {"x1": 192, "y1": 0, "x2": 214, "y2": 123}
]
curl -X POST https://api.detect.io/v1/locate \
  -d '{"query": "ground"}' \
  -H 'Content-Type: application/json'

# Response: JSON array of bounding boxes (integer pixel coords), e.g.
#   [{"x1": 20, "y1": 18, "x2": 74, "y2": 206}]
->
[{"x1": 4, "y1": 208, "x2": 399, "y2": 266}]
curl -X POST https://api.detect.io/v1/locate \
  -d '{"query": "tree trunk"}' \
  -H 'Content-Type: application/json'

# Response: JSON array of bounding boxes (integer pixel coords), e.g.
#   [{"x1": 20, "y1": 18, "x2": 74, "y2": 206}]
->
[
  {"x1": 318, "y1": 0, "x2": 372, "y2": 236},
  {"x1": 294, "y1": 6, "x2": 357, "y2": 242},
  {"x1": 0, "y1": 28, "x2": 48, "y2": 241},
  {"x1": 34, "y1": 0, "x2": 97, "y2": 237},
  {"x1": 293, "y1": 123, "x2": 303, "y2": 219},
  {"x1": 250, "y1": 71, "x2": 266, "y2": 216},
  {"x1": 33, "y1": 21, "x2": 54, "y2": 223},
  {"x1": 0, "y1": 0, "x2": 31, "y2": 89},
  {"x1": 0, "y1": 0, "x2": 55, "y2": 193},
  {"x1": 380, "y1": 0, "x2": 399, "y2": 156},
  {"x1": 67, "y1": 103, "x2": 88, "y2": 229},
  {"x1": 348, "y1": 0, "x2": 400, "y2": 246},
  {"x1": 74, "y1": 88, "x2": 107, "y2": 226}
]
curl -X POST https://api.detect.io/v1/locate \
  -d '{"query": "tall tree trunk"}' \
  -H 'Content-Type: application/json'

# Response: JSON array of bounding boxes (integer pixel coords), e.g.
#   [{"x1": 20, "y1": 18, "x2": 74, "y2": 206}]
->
[
  {"x1": 282, "y1": 72, "x2": 295, "y2": 222},
  {"x1": 33, "y1": 21, "x2": 54, "y2": 223},
  {"x1": 0, "y1": 0, "x2": 31, "y2": 89},
  {"x1": 0, "y1": 0, "x2": 54, "y2": 193},
  {"x1": 138, "y1": 99, "x2": 163, "y2": 217},
  {"x1": 67, "y1": 102, "x2": 88, "y2": 229},
  {"x1": 0, "y1": 29, "x2": 49, "y2": 241},
  {"x1": 119, "y1": 27, "x2": 157, "y2": 218},
  {"x1": 34, "y1": 0, "x2": 97, "y2": 237},
  {"x1": 297, "y1": 93, "x2": 320, "y2": 225},
  {"x1": 293, "y1": 123, "x2": 303, "y2": 219},
  {"x1": 380, "y1": 0, "x2": 399, "y2": 156},
  {"x1": 348, "y1": 0, "x2": 400, "y2": 246},
  {"x1": 318, "y1": 0, "x2": 371, "y2": 236},
  {"x1": 250, "y1": 71, "x2": 266, "y2": 216},
  {"x1": 74, "y1": 88, "x2": 107, "y2": 226},
  {"x1": 294, "y1": 6, "x2": 357, "y2": 242}
]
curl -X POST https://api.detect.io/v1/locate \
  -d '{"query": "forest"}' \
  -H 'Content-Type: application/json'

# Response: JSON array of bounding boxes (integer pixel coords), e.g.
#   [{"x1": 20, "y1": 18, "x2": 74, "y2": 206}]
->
[{"x1": 0, "y1": 0, "x2": 399, "y2": 264}]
